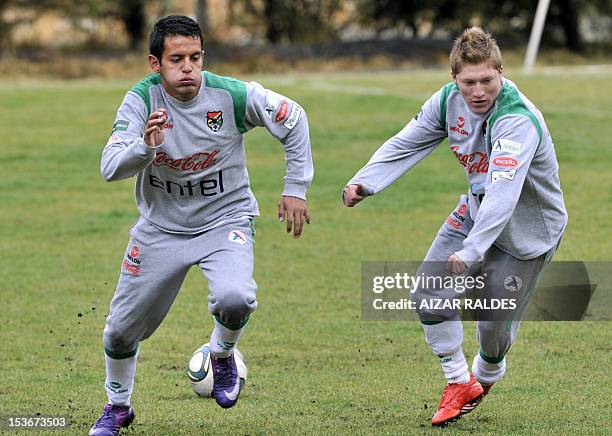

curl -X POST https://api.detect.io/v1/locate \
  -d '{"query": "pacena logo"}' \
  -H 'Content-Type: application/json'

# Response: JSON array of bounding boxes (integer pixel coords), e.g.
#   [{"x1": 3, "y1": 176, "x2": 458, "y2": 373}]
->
[
  {"x1": 492, "y1": 157, "x2": 518, "y2": 168},
  {"x1": 112, "y1": 120, "x2": 129, "y2": 133},
  {"x1": 275, "y1": 100, "x2": 289, "y2": 123}
]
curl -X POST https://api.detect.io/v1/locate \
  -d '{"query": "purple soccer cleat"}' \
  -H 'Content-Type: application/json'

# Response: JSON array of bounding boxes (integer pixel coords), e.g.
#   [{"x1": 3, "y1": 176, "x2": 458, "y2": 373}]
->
[
  {"x1": 89, "y1": 404, "x2": 135, "y2": 436},
  {"x1": 211, "y1": 353, "x2": 242, "y2": 408}
]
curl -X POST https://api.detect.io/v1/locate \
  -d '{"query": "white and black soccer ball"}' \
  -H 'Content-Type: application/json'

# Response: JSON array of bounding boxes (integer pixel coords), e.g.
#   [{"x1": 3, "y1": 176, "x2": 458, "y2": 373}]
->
[{"x1": 187, "y1": 342, "x2": 248, "y2": 398}]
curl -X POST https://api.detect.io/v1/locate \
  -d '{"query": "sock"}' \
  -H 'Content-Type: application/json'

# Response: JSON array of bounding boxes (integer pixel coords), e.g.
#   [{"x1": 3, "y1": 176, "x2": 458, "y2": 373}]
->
[
  {"x1": 472, "y1": 353, "x2": 506, "y2": 385},
  {"x1": 104, "y1": 348, "x2": 138, "y2": 406},
  {"x1": 421, "y1": 321, "x2": 468, "y2": 383},
  {"x1": 438, "y1": 348, "x2": 470, "y2": 384},
  {"x1": 209, "y1": 319, "x2": 245, "y2": 358}
]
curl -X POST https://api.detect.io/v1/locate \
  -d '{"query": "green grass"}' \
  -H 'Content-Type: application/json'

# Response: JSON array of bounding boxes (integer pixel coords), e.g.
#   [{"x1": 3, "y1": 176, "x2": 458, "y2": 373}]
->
[{"x1": 1, "y1": 67, "x2": 611, "y2": 435}]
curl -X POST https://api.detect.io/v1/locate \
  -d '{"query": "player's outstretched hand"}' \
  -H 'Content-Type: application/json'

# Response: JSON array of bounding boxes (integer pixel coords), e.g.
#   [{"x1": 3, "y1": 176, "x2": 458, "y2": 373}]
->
[
  {"x1": 278, "y1": 195, "x2": 311, "y2": 239},
  {"x1": 343, "y1": 184, "x2": 366, "y2": 207},
  {"x1": 447, "y1": 254, "x2": 468, "y2": 275},
  {"x1": 144, "y1": 108, "x2": 168, "y2": 148}
]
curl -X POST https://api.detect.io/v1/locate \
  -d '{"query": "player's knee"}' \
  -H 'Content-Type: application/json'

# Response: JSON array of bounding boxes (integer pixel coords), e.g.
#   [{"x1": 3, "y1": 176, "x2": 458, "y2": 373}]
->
[
  {"x1": 412, "y1": 288, "x2": 454, "y2": 323},
  {"x1": 103, "y1": 325, "x2": 139, "y2": 355},
  {"x1": 478, "y1": 320, "x2": 508, "y2": 339},
  {"x1": 212, "y1": 285, "x2": 257, "y2": 329},
  {"x1": 478, "y1": 321, "x2": 513, "y2": 358}
]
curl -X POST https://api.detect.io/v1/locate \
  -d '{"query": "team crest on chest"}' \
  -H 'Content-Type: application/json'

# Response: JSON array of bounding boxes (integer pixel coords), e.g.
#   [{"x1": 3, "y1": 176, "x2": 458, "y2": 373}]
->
[{"x1": 206, "y1": 111, "x2": 223, "y2": 132}]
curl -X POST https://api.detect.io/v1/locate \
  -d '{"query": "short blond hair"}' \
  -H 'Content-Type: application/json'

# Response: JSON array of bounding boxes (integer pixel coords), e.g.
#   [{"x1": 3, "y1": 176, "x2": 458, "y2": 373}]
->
[{"x1": 450, "y1": 27, "x2": 502, "y2": 75}]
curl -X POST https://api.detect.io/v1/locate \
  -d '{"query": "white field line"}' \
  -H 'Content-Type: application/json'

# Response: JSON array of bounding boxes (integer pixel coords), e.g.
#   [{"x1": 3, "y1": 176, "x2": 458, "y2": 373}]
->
[{"x1": 524, "y1": 64, "x2": 612, "y2": 75}]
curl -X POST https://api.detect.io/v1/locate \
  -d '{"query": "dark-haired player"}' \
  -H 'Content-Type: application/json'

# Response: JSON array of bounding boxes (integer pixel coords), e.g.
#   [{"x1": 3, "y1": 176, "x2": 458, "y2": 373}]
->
[{"x1": 90, "y1": 15, "x2": 313, "y2": 436}]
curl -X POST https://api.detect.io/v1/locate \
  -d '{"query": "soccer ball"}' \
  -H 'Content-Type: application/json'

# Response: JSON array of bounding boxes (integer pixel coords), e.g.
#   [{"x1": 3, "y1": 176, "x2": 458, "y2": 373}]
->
[{"x1": 187, "y1": 343, "x2": 248, "y2": 398}]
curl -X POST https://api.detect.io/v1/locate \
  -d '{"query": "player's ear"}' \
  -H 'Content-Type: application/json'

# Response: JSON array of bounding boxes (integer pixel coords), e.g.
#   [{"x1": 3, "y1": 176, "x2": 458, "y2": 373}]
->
[{"x1": 149, "y1": 55, "x2": 161, "y2": 72}]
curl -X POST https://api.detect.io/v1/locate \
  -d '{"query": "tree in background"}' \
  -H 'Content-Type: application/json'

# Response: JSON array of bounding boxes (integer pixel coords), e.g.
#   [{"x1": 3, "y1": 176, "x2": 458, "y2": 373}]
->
[
  {"x1": 357, "y1": 0, "x2": 611, "y2": 52},
  {"x1": 1, "y1": 0, "x2": 610, "y2": 58},
  {"x1": 121, "y1": 0, "x2": 146, "y2": 51},
  {"x1": 61, "y1": 0, "x2": 147, "y2": 51},
  {"x1": 236, "y1": 0, "x2": 344, "y2": 44},
  {"x1": 0, "y1": 0, "x2": 147, "y2": 57}
]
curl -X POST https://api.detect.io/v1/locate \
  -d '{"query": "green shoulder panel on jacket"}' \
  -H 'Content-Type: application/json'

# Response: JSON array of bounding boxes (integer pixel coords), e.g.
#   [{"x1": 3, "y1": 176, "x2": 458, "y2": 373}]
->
[
  {"x1": 439, "y1": 82, "x2": 459, "y2": 130},
  {"x1": 488, "y1": 82, "x2": 542, "y2": 146},
  {"x1": 128, "y1": 73, "x2": 161, "y2": 114},
  {"x1": 203, "y1": 71, "x2": 248, "y2": 134}
]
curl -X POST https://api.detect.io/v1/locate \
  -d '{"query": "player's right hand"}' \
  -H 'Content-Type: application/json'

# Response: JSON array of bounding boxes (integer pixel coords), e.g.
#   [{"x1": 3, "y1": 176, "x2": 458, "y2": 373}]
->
[
  {"x1": 343, "y1": 184, "x2": 366, "y2": 207},
  {"x1": 144, "y1": 108, "x2": 168, "y2": 148}
]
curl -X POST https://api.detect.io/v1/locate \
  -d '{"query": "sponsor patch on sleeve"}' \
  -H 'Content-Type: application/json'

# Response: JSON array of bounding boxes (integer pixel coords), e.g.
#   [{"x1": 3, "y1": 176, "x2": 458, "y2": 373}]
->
[
  {"x1": 492, "y1": 157, "x2": 518, "y2": 168},
  {"x1": 275, "y1": 100, "x2": 289, "y2": 123},
  {"x1": 264, "y1": 90, "x2": 282, "y2": 119},
  {"x1": 491, "y1": 169, "x2": 517, "y2": 183},
  {"x1": 112, "y1": 120, "x2": 130, "y2": 133},
  {"x1": 106, "y1": 134, "x2": 122, "y2": 146},
  {"x1": 283, "y1": 103, "x2": 303, "y2": 130},
  {"x1": 493, "y1": 138, "x2": 522, "y2": 154}
]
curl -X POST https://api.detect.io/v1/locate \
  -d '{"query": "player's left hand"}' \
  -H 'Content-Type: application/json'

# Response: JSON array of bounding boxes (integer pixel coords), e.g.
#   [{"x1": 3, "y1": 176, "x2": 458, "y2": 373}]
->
[
  {"x1": 278, "y1": 196, "x2": 311, "y2": 239},
  {"x1": 447, "y1": 254, "x2": 468, "y2": 275}
]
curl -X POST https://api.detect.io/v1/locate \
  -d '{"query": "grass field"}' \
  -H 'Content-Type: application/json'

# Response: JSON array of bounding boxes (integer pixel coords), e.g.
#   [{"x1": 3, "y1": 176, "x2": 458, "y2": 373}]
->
[{"x1": 1, "y1": 67, "x2": 611, "y2": 435}]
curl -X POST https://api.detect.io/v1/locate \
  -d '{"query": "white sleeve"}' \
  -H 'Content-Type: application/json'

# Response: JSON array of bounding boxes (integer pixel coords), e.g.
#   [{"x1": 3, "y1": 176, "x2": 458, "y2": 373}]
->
[
  {"x1": 100, "y1": 92, "x2": 160, "y2": 182},
  {"x1": 345, "y1": 90, "x2": 447, "y2": 195},
  {"x1": 244, "y1": 82, "x2": 313, "y2": 199}
]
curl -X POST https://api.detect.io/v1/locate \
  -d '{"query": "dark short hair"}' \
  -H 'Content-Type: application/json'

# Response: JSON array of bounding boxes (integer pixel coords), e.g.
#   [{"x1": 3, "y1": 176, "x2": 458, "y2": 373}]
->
[{"x1": 149, "y1": 15, "x2": 204, "y2": 61}]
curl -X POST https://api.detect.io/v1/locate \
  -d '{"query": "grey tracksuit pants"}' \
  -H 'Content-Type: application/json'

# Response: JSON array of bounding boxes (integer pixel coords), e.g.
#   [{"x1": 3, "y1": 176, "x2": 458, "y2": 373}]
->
[
  {"x1": 412, "y1": 194, "x2": 557, "y2": 362},
  {"x1": 103, "y1": 217, "x2": 257, "y2": 355}
]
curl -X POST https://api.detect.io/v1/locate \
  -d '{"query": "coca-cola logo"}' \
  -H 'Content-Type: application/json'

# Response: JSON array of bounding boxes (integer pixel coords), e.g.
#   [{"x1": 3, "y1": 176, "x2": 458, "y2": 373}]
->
[
  {"x1": 450, "y1": 146, "x2": 489, "y2": 174},
  {"x1": 153, "y1": 150, "x2": 219, "y2": 172},
  {"x1": 492, "y1": 157, "x2": 518, "y2": 168}
]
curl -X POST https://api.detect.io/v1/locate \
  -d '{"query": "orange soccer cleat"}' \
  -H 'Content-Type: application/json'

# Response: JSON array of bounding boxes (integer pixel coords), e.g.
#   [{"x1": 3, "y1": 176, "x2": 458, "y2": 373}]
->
[
  {"x1": 464, "y1": 382, "x2": 494, "y2": 409},
  {"x1": 431, "y1": 374, "x2": 484, "y2": 427}
]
